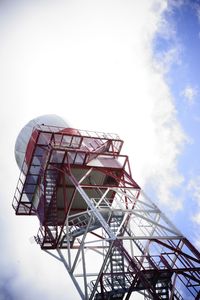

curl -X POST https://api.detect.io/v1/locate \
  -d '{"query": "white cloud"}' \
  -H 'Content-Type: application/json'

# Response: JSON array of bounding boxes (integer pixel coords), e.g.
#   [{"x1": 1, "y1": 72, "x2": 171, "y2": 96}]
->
[
  {"x1": 154, "y1": 46, "x2": 182, "y2": 74},
  {"x1": 0, "y1": 0, "x2": 187, "y2": 299},
  {"x1": 167, "y1": 0, "x2": 185, "y2": 9},
  {"x1": 182, "y1": 85, "x2": 198, "y2": 105},
  {"x1": 152, "y1": 0, "x2": 183, "y2": 74},
  {"x1": 191, "y1": 2, "x2": 200, "y2": 39},
  {"x1": 194, "y1": 2, "x2": 200, "y2": 23},
  {"x1": 192, "y1": 212, "x2": 200, "y2": 224},
  {"x1": 188, "y1": 176, "x2": 200, "y2": 204}
]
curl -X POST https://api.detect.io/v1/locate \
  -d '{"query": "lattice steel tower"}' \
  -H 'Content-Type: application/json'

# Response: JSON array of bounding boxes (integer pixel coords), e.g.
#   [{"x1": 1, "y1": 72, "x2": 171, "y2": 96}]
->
[{"x1": 13, "y1": 115, "x2": 200, "y2": 299}]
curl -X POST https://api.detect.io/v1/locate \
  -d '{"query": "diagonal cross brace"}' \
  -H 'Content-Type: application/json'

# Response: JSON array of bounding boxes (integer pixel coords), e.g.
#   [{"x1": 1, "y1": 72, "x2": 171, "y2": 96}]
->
[{"x1": 68, "y1": 173, "x2": 116, "y2": 240}]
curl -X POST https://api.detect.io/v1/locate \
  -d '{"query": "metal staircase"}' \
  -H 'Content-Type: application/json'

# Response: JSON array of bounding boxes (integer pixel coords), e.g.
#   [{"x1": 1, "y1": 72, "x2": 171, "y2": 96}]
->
[
  {"x1": 44, "y1": 167, "x2": 59, "y2": 225},
  {"x1": 92, "y1": 214, "x2": 126, "y2": 300},
  {"x1": 109, "y1": 216, "x2": 125, "y2": 292}
]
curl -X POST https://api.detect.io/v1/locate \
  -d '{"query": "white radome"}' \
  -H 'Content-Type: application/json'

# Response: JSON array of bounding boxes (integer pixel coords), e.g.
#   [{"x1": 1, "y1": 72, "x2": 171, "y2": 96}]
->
[{"x1": 15, "y1": 114, "x2": 69, "y2": 169}]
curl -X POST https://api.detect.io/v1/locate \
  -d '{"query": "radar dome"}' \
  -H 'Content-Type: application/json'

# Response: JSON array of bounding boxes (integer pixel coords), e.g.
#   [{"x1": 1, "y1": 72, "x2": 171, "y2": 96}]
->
[{"x1": 15, "y1": 114, "x2": 69, "y2": 169}]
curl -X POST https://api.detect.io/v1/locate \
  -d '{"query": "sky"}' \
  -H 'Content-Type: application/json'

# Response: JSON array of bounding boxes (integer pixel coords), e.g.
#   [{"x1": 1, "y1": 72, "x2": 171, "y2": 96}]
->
[{"x1": 0, "y1": 0, "x2": 200, "y2": 299}]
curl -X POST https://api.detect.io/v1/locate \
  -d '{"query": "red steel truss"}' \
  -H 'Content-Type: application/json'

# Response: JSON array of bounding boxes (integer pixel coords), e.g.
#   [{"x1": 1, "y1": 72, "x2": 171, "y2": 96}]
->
[{"x1": 13, "y1": 125, "x2": 200, "y2": 300}]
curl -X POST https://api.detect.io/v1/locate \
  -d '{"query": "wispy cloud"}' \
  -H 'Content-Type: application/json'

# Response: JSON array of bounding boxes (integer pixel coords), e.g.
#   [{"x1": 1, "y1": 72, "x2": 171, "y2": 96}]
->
[
  {"x1": 153, "y1": 1, "x2": 183, "y2": 74},
  {"x1": 191, "y1": 1, "x2": 200, "y2": 39},
  {"x1": 193, "y1": 2, "x2": 200, "y2": 23},
  {"x1": 168, "y1": 0, "x2": 185, "y2": 9},
  {"x1": 187, "y1": 176, "x2": 200, "y2": 205},
  {"x1": 154, "y1": 45, "x2": 182, "y2": 74},
  {"x1": 192, "y1": 212, "x2": 200, "y2": 225},
  {"x1": 181, "y1": 85, "x2": 198, "y2": 105}
]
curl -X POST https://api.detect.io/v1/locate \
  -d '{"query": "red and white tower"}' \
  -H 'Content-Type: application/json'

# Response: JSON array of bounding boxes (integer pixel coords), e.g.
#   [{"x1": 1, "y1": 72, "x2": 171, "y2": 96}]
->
[{"x1": 13, "y1": 115, "x2": 200, "y2": 299}]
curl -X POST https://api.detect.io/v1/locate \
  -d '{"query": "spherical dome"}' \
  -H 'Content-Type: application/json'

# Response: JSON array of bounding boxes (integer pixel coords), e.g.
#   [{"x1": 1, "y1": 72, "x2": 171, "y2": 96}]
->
[{"x1": 15, "y1": 114, "x2": 69, "y2": 169}]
